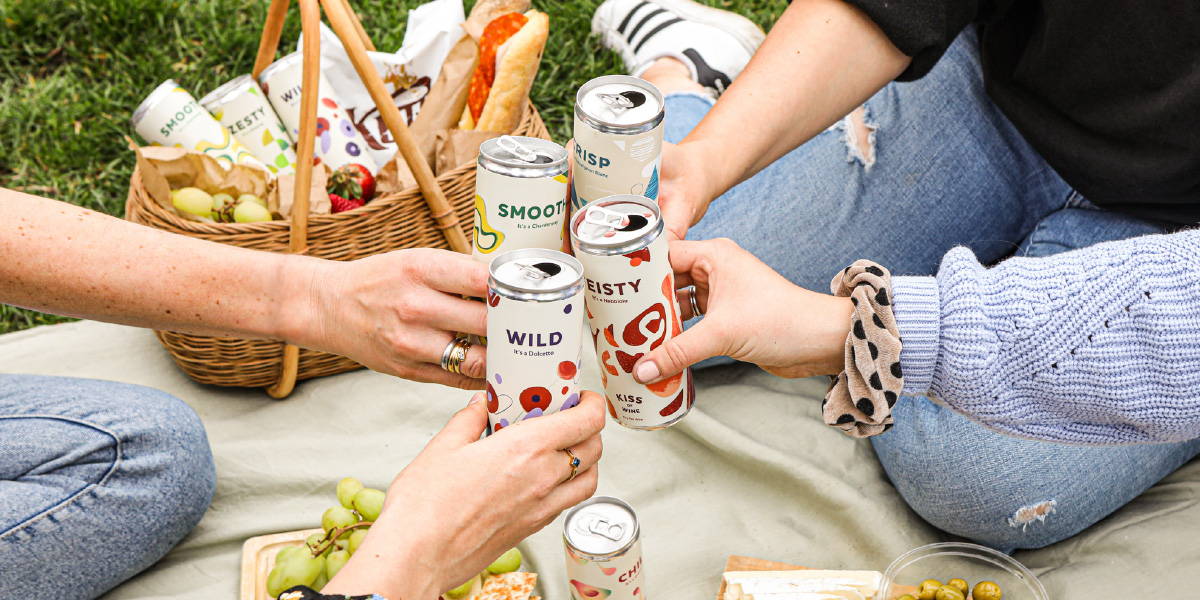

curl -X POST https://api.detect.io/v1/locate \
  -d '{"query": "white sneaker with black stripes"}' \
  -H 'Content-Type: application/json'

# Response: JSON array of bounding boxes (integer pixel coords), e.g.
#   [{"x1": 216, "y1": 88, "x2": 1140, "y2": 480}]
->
[{"x1": 592, "y1": 0, "x2": 765, "y2": 98}]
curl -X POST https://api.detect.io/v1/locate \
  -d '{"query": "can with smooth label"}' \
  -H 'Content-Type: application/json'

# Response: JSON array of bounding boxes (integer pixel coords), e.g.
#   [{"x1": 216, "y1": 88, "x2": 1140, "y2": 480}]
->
[
  {"x1": 563, "y1": 496, "x2": 645, "y2": 600},
  {"x1": 486, "y1": 249, "x2": 584, "y2": 434},
  {"x1": 571, "y1": 75, "x2": 665, "y2": 210},
  {"x1": 200, "y1": 74, "x2": 298, "y2": 176},
  {"x1": 570, "y1": 194, "x2": 694, "y2": 430},
  {"x1": 131, "y1": 79, "x2": 265, "y2": 171},
  {"x1": 257, "y1": 51, "x2": 380, "y2": 174},
  {"x1": 474, "y1": 136, "x2": 570, "y2": 261}
]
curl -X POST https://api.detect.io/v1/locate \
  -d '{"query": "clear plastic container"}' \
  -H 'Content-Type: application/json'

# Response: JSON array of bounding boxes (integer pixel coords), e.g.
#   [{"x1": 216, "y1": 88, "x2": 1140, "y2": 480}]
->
[{"x1": 879, "y1": 542, "x2": 1048, "y2": 600}]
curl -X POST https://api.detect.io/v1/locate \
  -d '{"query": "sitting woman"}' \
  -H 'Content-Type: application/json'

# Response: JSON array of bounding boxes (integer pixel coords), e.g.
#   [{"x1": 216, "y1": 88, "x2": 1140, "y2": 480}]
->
[
  {"x1": 0, "y1": 188, "x2": 603, "y2": 598},
  {"x1": 588, "y1": 0, "x2": 1200, "y2": 551}
]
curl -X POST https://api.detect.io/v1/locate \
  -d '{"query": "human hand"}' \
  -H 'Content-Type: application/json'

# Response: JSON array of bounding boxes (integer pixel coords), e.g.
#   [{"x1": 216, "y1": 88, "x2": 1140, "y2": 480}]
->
[
  {"x1": 632, "y1": 238, "x2": 853, "y2": 381},
  {"x1": 322, "y1": 392, "x2": 606, "y2": 599},
  {"x1": 657, "y1": 141, "x2": 715, "y2": 240},
  {"x1": 286, "y1": 248, "x2": 489, "y2": 389}
]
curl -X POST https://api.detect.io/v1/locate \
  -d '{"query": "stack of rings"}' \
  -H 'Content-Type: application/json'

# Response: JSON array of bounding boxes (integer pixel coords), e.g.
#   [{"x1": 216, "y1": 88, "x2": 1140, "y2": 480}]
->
[
  {"x1": 440, "y1": 336, "x2": 473, "y2": 374},
  {"x1": 687, "y1": 285, "x2": 703, "y2": 318}
]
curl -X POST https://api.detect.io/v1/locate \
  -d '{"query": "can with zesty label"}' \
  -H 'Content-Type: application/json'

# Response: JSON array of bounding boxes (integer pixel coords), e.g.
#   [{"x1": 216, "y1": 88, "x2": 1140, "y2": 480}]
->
[
  {"x1": 563, "y1": 496, "x2": 645, "y2": 600},
  {"x1": 131, "y1": 79, "x2": 265, "y2": 171},
  {"x1": 474, "y1": 136, "x2": 570, "y2": 261},
  {"x1": 572, "y1": 75, "x2": 665, "y2": 210},
  {"x1": 570, "y1": 194, "x2": 694, "y2": 430},
  {"x1": 201, "y1": 74, "x2": 298, "y2": 176},
  {"x1": 486, "y1": 249, "x2": 584, "y2": 434},
  {"x1": 257, "y1": 51, "x2": 380, "y2": 174}
]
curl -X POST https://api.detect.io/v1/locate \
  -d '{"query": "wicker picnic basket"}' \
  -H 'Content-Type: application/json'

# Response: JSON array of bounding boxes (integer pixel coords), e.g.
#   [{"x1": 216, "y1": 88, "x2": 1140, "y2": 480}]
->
[{"x1": 125, "y1": 0, "x2": 550, "y2": 397}]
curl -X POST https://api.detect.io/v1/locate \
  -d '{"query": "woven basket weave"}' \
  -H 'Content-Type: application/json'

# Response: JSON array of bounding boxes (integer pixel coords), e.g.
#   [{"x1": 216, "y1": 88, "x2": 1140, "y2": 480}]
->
[{"x1": 124, "y1": 0, "x2": 552, "y2": 394}]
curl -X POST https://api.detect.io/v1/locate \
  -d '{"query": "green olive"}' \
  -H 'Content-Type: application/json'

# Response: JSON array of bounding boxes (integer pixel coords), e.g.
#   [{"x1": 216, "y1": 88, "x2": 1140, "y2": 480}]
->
[
  {"x1": 972, "y1": 581, "x2": 1002, "y2": 600},
  {"x1": 946, "y1": 578, "x2": 969, "y2": 594},
  {"x1": 917, "y1": 580, "x2": 943, "y2": 600},
  {"x1": 934, "y1": 585, "x2": 965, "y2": 600}
]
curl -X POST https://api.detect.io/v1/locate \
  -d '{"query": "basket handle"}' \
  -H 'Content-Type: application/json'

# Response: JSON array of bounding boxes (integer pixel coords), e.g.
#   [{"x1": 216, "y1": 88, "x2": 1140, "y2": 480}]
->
[{"x1": 256, "y1": 0, "x2": 470, "y2": 398}]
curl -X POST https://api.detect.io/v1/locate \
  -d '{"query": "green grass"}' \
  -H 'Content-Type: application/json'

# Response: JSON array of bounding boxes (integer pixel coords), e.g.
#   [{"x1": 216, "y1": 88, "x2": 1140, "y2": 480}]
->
[{"x1": 0, "y1": 0, "x2": 785, "y2": 334}]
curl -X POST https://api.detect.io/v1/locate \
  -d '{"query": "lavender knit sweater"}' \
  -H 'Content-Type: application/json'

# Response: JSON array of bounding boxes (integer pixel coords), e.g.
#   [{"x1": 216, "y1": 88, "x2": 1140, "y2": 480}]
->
[{"x1": 891, "y1": 229, "x2": 1200, "y2": 445}]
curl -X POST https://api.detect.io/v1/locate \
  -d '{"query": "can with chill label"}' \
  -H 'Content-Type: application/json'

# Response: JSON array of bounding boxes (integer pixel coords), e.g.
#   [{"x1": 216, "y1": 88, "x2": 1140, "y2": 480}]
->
[
  {"x1": 473, "y1": 136, "x2": 570, "y2": 261},
  {"x1": 570, "y1": 194, "x2": 695, "y2": 430},
  {"x1": 131, "y1": 79, "x2": 265, "y2": 171},
  {"x1": 486, "y1": 249, "x2": 584, "y2": 434},
  {"x1": 572, "y1": 75, "x2": 665, "y2": 210},
  {"x1": 563, "y1": 496, "x2": 645, "y2": 600},
  {"x1": 200, "y1": 74, "x2": 298, "y2": 176},
  {"x1": 257, "y1": 51, "x2": 379, "y2": 174}
]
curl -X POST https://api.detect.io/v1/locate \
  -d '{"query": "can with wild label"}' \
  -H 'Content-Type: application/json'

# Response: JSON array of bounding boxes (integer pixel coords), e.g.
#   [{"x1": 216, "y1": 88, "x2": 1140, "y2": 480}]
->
[
  {"x1": 563, "y1": 496, "x2": 645, "y2": 600},
  {"x1": 572, "y1": 75, "x2": 665, "y2": 210},
  {"x1": 474, "y1": 135, "x2": 570, "y2": 261},
  {"x1": 486, "y1": 249, "x2": 584, "y2": 434},
  {"x1": 570, "y1": 195, "x2": 694, "y2": 430}
]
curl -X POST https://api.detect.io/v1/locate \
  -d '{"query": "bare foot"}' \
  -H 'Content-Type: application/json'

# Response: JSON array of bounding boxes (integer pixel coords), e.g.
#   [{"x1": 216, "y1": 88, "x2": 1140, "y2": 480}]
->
[{"x1": 640, "y1": 57, "x2": 706, "y2": 95}]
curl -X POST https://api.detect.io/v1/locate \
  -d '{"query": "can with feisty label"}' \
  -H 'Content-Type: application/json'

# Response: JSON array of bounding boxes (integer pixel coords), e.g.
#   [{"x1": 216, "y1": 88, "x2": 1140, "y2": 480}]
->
[
  {"x1": 257, "y1": 51, "x2": 380, "y2": 174},
  {"x1": 474, "y1": 136, "x2": 570, "y2": 262},
  {"x1": 571, "y1": 75, "x2": 665, "y2": 210},
  {"x1": 486, "y1": 249, "x2": 584, "y2": 434},
  {"x1": 563, "y1": 496, "x2": 645, "y2": 600},
  {"x1": 570, "y1": 194, "x2": 694, "y2": 430},
  {"x1": 131, "y1": 79, "x2": 265, "y2": 171},
  {"x1": 200, "y1": 74, "x2": 298, "y2": 176}
]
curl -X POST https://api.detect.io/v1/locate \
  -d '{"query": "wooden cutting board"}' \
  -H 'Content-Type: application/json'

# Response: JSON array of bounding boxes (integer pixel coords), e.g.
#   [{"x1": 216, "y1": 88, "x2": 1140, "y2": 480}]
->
[
  {"x1": 716, "y1": 555, "x2": 915, "y2": 600},
  {"x1": 240, "y1": 528, "x2": 323, "y2": 600}
]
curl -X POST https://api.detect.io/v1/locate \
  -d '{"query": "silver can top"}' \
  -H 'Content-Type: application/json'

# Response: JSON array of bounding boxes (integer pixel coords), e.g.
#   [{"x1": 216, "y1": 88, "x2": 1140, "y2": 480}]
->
[
  {"x1": 199, "y1": 74, "x2": 256, "y2": 112},
  {"x1": 479, "y1": 135, "x2": 568, "y2": 178},
  {"x1": 256, "y1": 51, "x2": 303, "y2": 86},
  {"x1": 570, "y1": 195, "x2": 663, "y2": 255},
  {"x1": 563, "y1": 496, "x2": 640, "y2": 558},
  {"x1": 490, "y1": 249, "x2": 584, "y2": 300},
  {"x1": 575, "y1": 75, "x2": 664, "y2": 134},
  {"x1": 131, "y1": 79, "x2": 184, "y2": 129}
]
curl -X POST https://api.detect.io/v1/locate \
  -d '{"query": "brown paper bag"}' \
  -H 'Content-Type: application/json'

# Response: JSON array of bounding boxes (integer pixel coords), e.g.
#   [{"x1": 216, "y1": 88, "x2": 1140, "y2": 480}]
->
[
  {"x1": 435, "y1": 129, "x2": 503, "y2": 174},
  {"x1": 409, "y1": 31, "x2": 479, "y2": 165}
]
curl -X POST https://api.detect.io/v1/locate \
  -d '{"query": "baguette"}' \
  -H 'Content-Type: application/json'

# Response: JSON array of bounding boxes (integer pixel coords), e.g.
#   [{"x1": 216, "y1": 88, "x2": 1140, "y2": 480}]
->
[{"x1": 458, "y1": 10, "x2": 548, "y2": 133}]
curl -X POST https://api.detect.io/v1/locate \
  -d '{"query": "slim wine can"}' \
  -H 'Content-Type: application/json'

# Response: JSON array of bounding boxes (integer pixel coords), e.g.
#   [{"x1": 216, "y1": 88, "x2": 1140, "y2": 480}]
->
[
  {"x1": 473, "y1": 135, "x2": 570, "y2": 261},
  {"x1": 570, "y1": 195, "x2": 694, "y2": 430},
  {"x1": 572, "y1": 75, "x2": 665, "y2": 210},
  {"x1": 486, "y1": 249, "x2": 584, "y2": 434},
  {"x1": 563, "y1": 496, "x2": 645, "y2": 600},
  {"x1": 257, "y1": 51, "x2": 380, "y2": 174},
  {"x1": 131, "y1": 79, "x2": 265, "y2": 171},
  {"x1": 200, "y1": 74, "x2": 298, "y2": 176}
]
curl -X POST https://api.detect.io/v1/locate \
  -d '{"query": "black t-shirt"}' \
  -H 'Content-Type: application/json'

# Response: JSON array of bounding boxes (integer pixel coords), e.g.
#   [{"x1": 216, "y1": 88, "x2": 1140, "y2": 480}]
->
[{"x1": 846, "y1": 0, "x2": 1200, "y2": 224}]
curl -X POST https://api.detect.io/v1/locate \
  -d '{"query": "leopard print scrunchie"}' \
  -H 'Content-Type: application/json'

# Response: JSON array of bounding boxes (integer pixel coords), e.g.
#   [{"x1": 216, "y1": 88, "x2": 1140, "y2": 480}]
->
[{"x1": 823, "y1": 260, "x2": 903, "y2": 437}]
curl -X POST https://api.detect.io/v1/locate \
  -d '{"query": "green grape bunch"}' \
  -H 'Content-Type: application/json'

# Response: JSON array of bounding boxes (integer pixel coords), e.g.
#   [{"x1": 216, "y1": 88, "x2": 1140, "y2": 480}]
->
[{"x1": 265, "y1": 477, "x2": 383, "y2": 598}]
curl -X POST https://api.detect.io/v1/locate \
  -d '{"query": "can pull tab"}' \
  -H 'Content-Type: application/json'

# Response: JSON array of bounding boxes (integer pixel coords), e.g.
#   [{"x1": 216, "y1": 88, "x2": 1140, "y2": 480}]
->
[
  {"x1": 583, "y1": 204, "x2": 630, "y2": 235},
  {"x1": 497, "y1": 135, "x2": 539, "y2": 163},
  {"x1": 596, "y1": 92, "x2": 634, "y2": 111},
  {"x1": 516, "y1": 262, "x2": 550, "y2": 281},
  {"x1": 585, "y1": 517, "x2": 626, "y2": 542}
]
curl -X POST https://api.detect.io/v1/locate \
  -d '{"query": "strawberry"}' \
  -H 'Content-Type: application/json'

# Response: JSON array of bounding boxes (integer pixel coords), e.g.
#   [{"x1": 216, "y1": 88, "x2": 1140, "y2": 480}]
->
[
  {"x1": 328, "y1": 163, "x2": 375, "y2": 204},
  {"x1": 329, "y1": 193, "x2": 364, "y2": 214}
]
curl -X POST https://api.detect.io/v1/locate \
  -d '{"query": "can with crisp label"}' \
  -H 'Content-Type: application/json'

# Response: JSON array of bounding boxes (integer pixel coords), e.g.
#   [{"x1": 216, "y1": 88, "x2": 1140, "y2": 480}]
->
[
  {"x1": 572, "y1": 75, "x2": 665, "y2": 210},
  {"x1": 486, "y1": 249, "x2": 584, "y2": 434},
  {"x1": 257, "y1": 51, "x2": 380, "y2": 174},
  {"x1": 563, "y1": 496, "x2": 645, "y2": 600},
  {"x1": 201, "y1": 74, "x2": 298, "y2": 176},
  {"x1": 474, "y1": 136, "x2": 570, "y2": 261},
  {"x1": 570, "y1": 194, "x2": 694, "y2": 430},
  {"x1": 131, "y1": 79, "x2": 265, "y2": 171}
]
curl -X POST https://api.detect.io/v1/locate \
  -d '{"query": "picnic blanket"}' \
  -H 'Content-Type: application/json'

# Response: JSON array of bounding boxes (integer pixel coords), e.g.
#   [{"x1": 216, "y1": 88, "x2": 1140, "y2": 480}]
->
[{"x1": 1, "y1": 320, "x2": 1197, "y2": 599}]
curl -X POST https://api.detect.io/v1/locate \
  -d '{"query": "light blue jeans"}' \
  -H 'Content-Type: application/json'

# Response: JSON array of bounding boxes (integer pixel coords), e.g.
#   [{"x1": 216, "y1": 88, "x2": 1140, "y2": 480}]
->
[
  {"x1": 671, "y1": 27, "x2": 1200, "y2": 552},
  {"x1": 0, "y1": 374, "x2": 215, "y2": 598}
]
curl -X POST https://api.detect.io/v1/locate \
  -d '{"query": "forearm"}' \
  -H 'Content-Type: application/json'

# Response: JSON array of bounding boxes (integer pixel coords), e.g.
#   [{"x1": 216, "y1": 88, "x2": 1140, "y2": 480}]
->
[
  {"x1": 680, "y1": 0, "x2": 909, "y2": 199},
  {"x1": 893, "y1": 230, "x2": 1200, "y2": 444},
  {"x1": 0, "y1": 189, "x2": 319, "y2": 341}
]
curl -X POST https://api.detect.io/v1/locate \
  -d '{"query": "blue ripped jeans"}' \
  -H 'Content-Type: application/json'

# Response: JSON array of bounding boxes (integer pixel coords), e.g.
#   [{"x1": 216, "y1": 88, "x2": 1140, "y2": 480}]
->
[
  {"x1": 0, "y1": 375, "x2": 215, "y2": 598},
  {"x1": 669, "y1": 27, "x2": 1200, "y2": 552}
]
